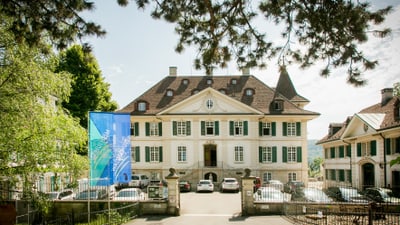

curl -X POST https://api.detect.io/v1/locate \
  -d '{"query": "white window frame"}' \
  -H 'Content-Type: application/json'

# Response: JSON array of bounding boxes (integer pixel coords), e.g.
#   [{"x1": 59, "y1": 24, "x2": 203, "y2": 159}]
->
[
  {"x1": 360, "y1": 142, "x2": 370, "y2": 156},
  {"x1": 177, "y1": 121, "x2": 187, "y2": 136},
  {"x1": 234, "y1": 121, "x2": 243, "y2": 136},
  {"x1": 149, "y1": 122, "x2": 159, "y2": 136},
  {"x1": 234, "y1": 146, "x2": 244, "y2": 163},
  {"x1": 150, "y1": 146, "x2": 159, "y2": 162},
  {"x1": 138, "y1": 102, "x2": 146, "y2": 111},
  {"x1": 261, "y1": 146, "x2": 272, "y2": 163},
  {"x1": 287, "y1": 122, "x2": 296, "y2": 136},
  {"x1": 288, "y1": 172, "x2": 297, "y2": 182},
  {"x1": 263, "y1": 172, "x2": 272, "y2": 182},
  {"x1": 205, "y1": 121, "x2": 214, "y2": 135},
  {"x1": 177, "y1": 146, "x2": 187, "y2": 162},
  {"x1": 287, "y1": 146, "x2": 297, "y2": 162},
  {"x1": 131, "y1": 147, "x2": 136, "y2": 163},
  {"x1": 261, "y1": 122, "x2": 271, "y2": 136}
]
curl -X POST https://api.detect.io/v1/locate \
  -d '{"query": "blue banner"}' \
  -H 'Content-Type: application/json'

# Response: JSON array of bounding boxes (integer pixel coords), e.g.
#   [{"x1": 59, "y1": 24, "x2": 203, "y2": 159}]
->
[{"x1": 89, "y1": 112, "x2": 131, "y2": 186}]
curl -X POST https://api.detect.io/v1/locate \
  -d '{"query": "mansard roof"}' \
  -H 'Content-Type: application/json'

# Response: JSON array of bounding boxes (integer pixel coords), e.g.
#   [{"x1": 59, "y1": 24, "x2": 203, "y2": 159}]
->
[{"x1": 119, "y1": 73, "x2": 319, "y2": 116}]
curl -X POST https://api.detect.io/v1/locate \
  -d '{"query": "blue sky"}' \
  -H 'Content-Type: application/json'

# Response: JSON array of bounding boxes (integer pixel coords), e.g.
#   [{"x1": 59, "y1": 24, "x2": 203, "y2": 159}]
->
[{"x1": 81, "y1": 1, "x2": 400, "y2": 140}]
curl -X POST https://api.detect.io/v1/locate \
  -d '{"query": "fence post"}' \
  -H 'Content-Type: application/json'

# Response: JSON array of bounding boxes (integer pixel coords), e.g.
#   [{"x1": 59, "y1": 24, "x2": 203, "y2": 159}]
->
[
  {"x1": 241, "y1": 168, "x2": 255, "y2": 216},
  {"x1": 165, "y1": 168, "x2": 180, "y2": 216},
  {"x1": 368, "y1": 202, "x2": 376, "y2": 225}
]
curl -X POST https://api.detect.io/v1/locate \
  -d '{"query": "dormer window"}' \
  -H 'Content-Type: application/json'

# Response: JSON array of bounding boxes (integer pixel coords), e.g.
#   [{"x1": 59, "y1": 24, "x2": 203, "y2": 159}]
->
[
  {"x1": 206, "y1": 79, "x2": 213, "y2": 85},
  {"x1": 231, "y1": 79, "x2": 237, "y2": 85},
  {"x1": 273, "y1": 100, "x2": 283, "y2": 111},
  {"x1": 245, "y1": 88, "x2": 254, "y2": 96},
  {"x1": 219, "y1": 89, "x2": 227, "y2": 94},
  {"x1": 138, "y1": 102, "x2": 147, "y2": 112},
  {"x1": 166, "y1": 89, "x2": 174, "y2": 97},
  {"x1": 182, "y1": 79, "x2": 189, "y2": 85},
  {"x1": 192, "y1": 89, "x2": 199, "y2": 95}
]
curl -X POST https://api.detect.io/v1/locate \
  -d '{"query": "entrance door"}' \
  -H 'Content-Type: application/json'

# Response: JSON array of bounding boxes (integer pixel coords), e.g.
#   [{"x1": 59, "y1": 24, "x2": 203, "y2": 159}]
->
[
  {"x1": 204, "y1": 144, "x2": 217, "y2": 167},
  {"x1": 362, "y1": 163, "x2": 375, "y2": 190}
]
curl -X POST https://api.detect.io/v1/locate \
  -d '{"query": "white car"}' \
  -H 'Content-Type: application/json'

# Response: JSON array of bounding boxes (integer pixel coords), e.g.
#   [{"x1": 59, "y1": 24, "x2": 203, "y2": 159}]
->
[
  {"x1": 46, "y1": 189, "x2": 74, "y2": 200},
  {"x1": 130, "y1": 174, "x2": 149, "y2": 189},
  {"x1": 254, "y1": 187, "x2": 289, "y2": 202},
  {"x1": 197, "y1": 180, "x2": 214, "y2": 192},
  {"x1": 113, "y1": 188, "x2": 144, "y2": 201},
  {"x1": 220, "y1": 178, "x2": 240, "y2": 193}
]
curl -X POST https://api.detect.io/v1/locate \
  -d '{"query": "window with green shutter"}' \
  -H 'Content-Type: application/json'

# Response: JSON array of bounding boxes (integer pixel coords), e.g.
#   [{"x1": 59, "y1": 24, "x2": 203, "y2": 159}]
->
[
  {"x1": 145, "y1": 146, "x2": 150, "y2": 162},
  {"x1": 339, "y1": 170, "x2": 345, "y2": 181},
  {"x1": 357, "y1": 143, "x2": 362, "y2": 157},
  {"x1": 330, "y1": 147, "x2": 335, "y2": 158},
  {"x1": 272, "y1": 146, "x2": 277, "y2": 162},
  {"x1": 159, "y1": 147, "x2": 163, "y2": 162},
  {"x1": 296, "y1": 122, "x2": 301, "y2": 136},
  {"x1": 135, "y1": 146, "x2": 140, "y2": 162},
  {"x1": 215, "y1": 121, "x2": 219, "y2": 136},
  {"x1": 158, "y1": 122, "x2": 162, "y2": 136},
  {"x1": 282, "y1": 147, "x2": 287, "y2": 162},
  {"x1": 201, "y1": 121, "x2": 205, "y2": 136},
  {"x1": 173, "y1": 121, "x2": 177, "y2": 136},
  {"x1": 339, "y1": 146, "x2": 345, "y2": 158},
  {"x1": 186, "y1": 121, "x2": 191, "y2": 136},
  {"x1": 346, "y1": 145, "x2": 351, "y2": 157},
  {"x1": 370, "y1": 140, "x2": 377, "y2": 156},
  {"x1": 283, "y1": 122, "x2": 287, "y2": 136},
  {"x1": 385, "y1": 138, "x2": 391, "y2": 155},
  {"x1": 243, "y1": 121, "x2": 248, "y2": 136},
  {"x1": 145, "y1": 122, "x2": 150, "y2": 136},
  {"x1": 229, "y1": 121, "x2": 234, "y2": 135},
  {"x1": 296, "y1": 147, "x2": 302, "y2": 162}
]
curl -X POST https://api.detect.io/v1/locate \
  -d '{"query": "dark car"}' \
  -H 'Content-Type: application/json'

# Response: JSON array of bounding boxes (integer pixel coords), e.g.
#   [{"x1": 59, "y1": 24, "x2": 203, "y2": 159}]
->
[
  {"x1": 284, "y1": 181, "x2": 305, "y2": 193},
  {"x1": 363, "y1": 187, "x2": 400, "y2": 203},
  {"x1": 179, "y1": 180, "x2": 191, "y2": 192},
  {"x1": 324, "y1": 187, "x2": 369, "y2": 203}
]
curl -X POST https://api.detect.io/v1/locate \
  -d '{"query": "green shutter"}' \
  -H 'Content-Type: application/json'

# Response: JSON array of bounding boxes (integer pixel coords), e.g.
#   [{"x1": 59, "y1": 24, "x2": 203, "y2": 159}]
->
[
  {"x1": 272, "y1": 146, "x2": 277, "y2": 163},
  {"x1": 259, "y1": 122, "x2": 263, "y2": 136},
  {"x1": 385, "y1": 138, "x2": 391, "y2": 155},
  {"x1": 346, "y1": 145, "x2": 351, "y2": 157},
  {"x1": 296, "y1": 122, "x2": 301, "y2": 136},
  {"x1": 201, "y1": 121, "x2": 205, "y2": 136},
  {"x1": 396, "y1": 138, "x2": 400, "y2": 153},
  {"x1": 283, "y1": 122, "x2": 287, "y2": 136},
  {"x1": 215, "y1": 121, "x2": 219, "y2": 136},
  {"x1": 145, "y1": 122, "x2": 150, "y2": 136},
  {"x1": 330, "y1": 147, "x2": 335, "y2": 158},
  {"x1": 348, "y1": 170, "x2": 352, "y2": 182},
  {"x1": 357, "y1": 143, "x2": 362, "y2": 157},
  {"x1": 159, "y1": 147, "x2": 163, "y2": 162},
  {"x1": 186, "y1": 121, "x2": 191, "y2": 135},
  {"x1": 339, "y1": 146, "x2": 345, "y2": 158},
  {"x1": 135, "y1": 146, "x2": 140, "y2": 162},
  {"x1": 229, "y1": 121, "x2": 234, "y2": 136},
  {"x1": 244, "y1": 121, "x2": 248, "y2": 136},
  {"x1": 145, "y1": 147, "x2": 150, "y2": 162},
  {"x1": 282, "y1": 147, "x2": 287, "y2": 162},
  {"x1": 297, "y1": 147, "x2": 302, "y2": 162},
  {"x1": 173, "y1": 121, "x2": 177, "y2": 136},
  {"x1": 259, "y1": 147, "x2": 263, "y2": 163},
  {"x1": 272, "y1": 122, "x2": 276, "y2": 136},
  {"x1": 134, "y1": 122, "x2": 139, "y2": 136},
  {"x1": 339, "y1": 170, "x2": 345, "y2": 182},
  {"x1": 370, "y1": 140, "x2": 377, "y2": 156},
  {"x1": 158, "y1": 122, "x2": 162, "y2": 136}
]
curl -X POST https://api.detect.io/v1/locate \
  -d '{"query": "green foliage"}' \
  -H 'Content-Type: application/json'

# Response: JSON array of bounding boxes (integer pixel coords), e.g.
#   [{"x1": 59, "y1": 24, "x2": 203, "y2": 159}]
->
[
  {"x1": 0, "y1": 15, "x2": 87, "y2": 199},
  {"x1": 308, "y1": 157, "x2": 324, "y2": 178},
  {"x1": 56, "y1": 45, "x2": 118, "y2": 129}
]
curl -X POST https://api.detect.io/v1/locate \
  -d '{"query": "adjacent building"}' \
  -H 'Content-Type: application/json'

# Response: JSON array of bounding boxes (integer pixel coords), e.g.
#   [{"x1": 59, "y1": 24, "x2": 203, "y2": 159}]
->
[
  {"x1": 317, "y1": 88, "x2": 400, "y2": 192},
  {"x1": 119, "y1": 67, "x2": 319, "y2": 186}
]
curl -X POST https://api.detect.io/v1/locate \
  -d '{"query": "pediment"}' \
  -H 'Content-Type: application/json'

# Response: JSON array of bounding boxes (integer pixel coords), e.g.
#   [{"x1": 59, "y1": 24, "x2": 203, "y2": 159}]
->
[
  {"x1": 157, "y1": 87, "x2": 263, "y2": 115},
  {"x1": 342, "y1": 113, "x2": 385, "y2": 138}
]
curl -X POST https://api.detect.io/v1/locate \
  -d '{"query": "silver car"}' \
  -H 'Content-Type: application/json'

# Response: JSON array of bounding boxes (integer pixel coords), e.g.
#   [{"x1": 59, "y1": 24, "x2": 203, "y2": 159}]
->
[{"x1": 220, "y1": 178, "x2": 239, "y2": 193}]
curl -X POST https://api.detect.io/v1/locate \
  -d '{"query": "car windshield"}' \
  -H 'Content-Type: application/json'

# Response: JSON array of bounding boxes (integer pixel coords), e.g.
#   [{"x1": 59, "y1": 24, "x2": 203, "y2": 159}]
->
[
  {"x1": 224, "y1": 179, "x2": 236, "y2": 183},
  {"x1": 117, "y1": 190, "x2": 138, "y2": 198},
  {"x1": 340, "y1": 188, "x2": 361, "y2": 197},
  {"x1": 200, "y1": 181, "x2": 211, "y2": 184},
  {"x1": 132, "y1": 176, "x2": 139, "y2": 180}
]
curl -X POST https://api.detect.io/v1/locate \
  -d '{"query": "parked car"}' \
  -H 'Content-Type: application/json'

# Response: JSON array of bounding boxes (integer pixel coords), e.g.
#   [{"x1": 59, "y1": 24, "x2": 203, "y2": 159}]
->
[
  {"x1": 46, "y1": 189, "x2": 74, "y2": 201},
  {"x1": 130, "y1": 174, "x2": 149, "y2": 188},
  {"x1": 324, "y1": 187, "x2": 369, "y2": 203},
  {"x1": 292, "y1": 188, "x2": 332, "y2": 203},
  {"x1": 263, "y1": 180, "x2": 284, "y2": 191},
  {"x1": 196, "y1": 180, "x2": 214, "y2": 192},
  {"x1": 254, "y1": 187, "x2": 289, "y2": 202},
  {"x1": 179, "y1": 180, "x2": 191, "y2": 192},
  {"x1": 363, "y1": 187, "x2": 400, "y2": 203},
  {"x1": 74, "y1": 189, "x2": 108, "y2": 200},
  {"x1": 220, "y1": 178, "x2": 240, "y2": 193},
  {"x1": 113, "y1": 188, "x2": 144, "y2": 201},
  {"x1": 284, "y1": 181, "x2": 305, "y2": 193}
]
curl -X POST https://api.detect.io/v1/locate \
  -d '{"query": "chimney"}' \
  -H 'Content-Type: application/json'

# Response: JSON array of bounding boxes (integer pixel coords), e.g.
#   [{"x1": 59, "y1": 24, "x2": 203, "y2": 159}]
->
[
  {"x1": 381, "y1": 88, "x2": 393, "y2": 105},
  {"x1": 242, "y1": 68, "x2": 250, "y2": 75},
  {"x1": 169, "y1": 66, "x2": 177, "y2": 76}
]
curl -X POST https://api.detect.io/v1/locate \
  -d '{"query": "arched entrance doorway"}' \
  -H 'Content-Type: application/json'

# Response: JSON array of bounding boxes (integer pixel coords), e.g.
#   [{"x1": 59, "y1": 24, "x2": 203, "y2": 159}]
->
[
  {"x1": 204, "y1": 172, "x2": 217, "y2": 182},
  {"x1": 204, "y1": 144, "x2": 217, "y2": 167},
  {"x1": 362, "y1": 163, "x2": 375, "y2": 190}
]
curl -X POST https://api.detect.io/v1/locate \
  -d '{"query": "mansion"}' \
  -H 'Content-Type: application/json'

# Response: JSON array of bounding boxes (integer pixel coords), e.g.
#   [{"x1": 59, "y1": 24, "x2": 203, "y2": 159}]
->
[
  {"x1": 119, "y1": 67, "x2": 319, "y2": 185},
  {"x1": 317, "y1": 88, "x2": 400, "y2": 192}
]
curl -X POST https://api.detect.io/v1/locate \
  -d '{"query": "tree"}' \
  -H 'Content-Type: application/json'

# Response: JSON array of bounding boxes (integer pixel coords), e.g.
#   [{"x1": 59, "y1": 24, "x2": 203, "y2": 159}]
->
[
  {"x1": 0, "y1": 17, "x2": 88, "y2": 202},
  {"x1": 56, "y1": 45, "x2": 118, "y2": 129},
  {"x1": 308, "y1": 157, "x2": 324, "y2": 178},
  {"x1": 0, "y1": 0, "x2": 392, "y2": 85}
]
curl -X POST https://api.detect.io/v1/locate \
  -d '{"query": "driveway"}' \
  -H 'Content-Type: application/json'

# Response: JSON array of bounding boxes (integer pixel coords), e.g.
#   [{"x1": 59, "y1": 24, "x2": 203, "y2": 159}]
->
[{"x1": 125, "y1": 191, "x2": 294, "y2": 224}]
